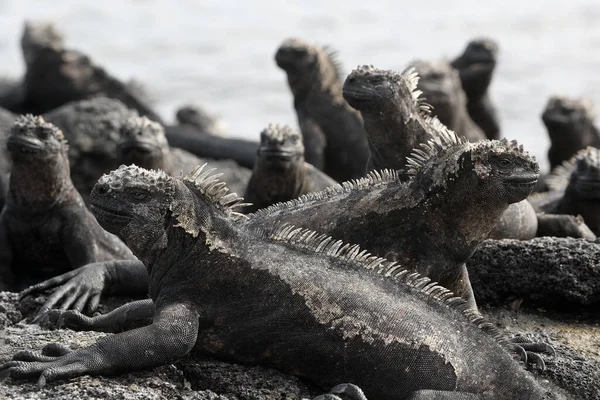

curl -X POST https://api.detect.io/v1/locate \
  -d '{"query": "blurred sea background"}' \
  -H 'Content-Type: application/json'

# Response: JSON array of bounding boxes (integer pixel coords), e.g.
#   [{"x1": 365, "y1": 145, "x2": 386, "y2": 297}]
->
[{"x1": 1, "y1": 0, "x2": 600, "y2": 172}]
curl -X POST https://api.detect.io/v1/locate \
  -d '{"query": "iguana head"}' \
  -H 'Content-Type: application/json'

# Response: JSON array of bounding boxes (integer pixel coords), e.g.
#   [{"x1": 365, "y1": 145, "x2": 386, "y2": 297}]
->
[
  {"x1": 343, "y1": 65, "x2": 430, "y2": 117},
  {"x1": 408, "y1": 59, "x2": 466, "y2": 127},
  {"x1": 6, "y1": 114, "x2": 68, "y2": 162},
  {"x1": 542, "y1": 95, "x2": 595, "y2": 139},
  {"x1": 176, "y1": 104, "x2": 227, "y2": 136},
  {"x1": 407, "y1": 130, "x2": 539, "y2": 205},
  {"x1": 275, "y1": 38, "x2": 341, "y2": 97},
  {"x1": 91, "y1": 164, "x2": 246, "y2": 254},
  {"x1": 257, "y1": 123, "x2": 304, "y2": 169},
  {"x1": 547, "y1": 146, "x2": 600, "y2": 200},
  {"x1": 21, "y1": 20, "x2": 64, "y2": 66},
  {"x1": 450, "y1": 37, "x2": 498, "y2": 99},
  {"x1": 116, "y1": 115, "x2": 169, "y2": 171}
]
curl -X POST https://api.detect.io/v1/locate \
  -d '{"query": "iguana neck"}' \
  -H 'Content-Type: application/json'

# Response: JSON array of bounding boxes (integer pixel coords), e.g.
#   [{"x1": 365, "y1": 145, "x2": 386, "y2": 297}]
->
[
  {"x1": 8, "y1": 153, "x2": 76, "y2": 210},
  {"x1": 118, "y1": 148, "x2": 173, "y2": 175},
  {"x1": 252, "y1": 159, "x2": 307, "y2": 204},
  {"x1": 363, "y1": 110, "x2": 430, "y2": 171}
]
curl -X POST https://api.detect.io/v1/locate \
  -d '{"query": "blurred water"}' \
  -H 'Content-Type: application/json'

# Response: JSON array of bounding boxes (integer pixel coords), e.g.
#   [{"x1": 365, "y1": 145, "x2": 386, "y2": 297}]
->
[{"x1": 1, "y1": 0, "x2": 600, "y2": 171}]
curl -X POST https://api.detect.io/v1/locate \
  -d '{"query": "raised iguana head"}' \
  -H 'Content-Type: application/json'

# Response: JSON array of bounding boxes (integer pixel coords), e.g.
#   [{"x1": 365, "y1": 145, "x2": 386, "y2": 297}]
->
[
  {"x1": 116, "y1": 115, "x2": 169, "y2": 171},
  {"x1": 91, "y1": 164, "x2": 246, "y2": 255},
  {"x1": 408, "y1": 59, "x2": 467, "y2": 126},
  {"x1": 20, "y1": 20, "x2": 64, "y2": 66},
  {"x1": 343, "y1": 65, "x2": 430, "y2": 117},
  {"x1": 7, "y1": 114, "x2": 68, "y2": 162},
  {"x1": 257, "y1": 123, "x2": 304, "y2": 168},
  {"x1": 176, "y1": 104, "x2": 227, "y2": 136},
  {"x1": 546, "y1": 146, "x2": 600, "y2": 200},
  {"x1": 275, "y1": 38, "x2": 342, "y2": 98},
  {"x1": 542, "y1": 95, "x2": 598, "y2": 168},
  {"x1": 450, "y1": 37, "x2": 498, "y2": 99},
  {"x1": 407, "y1": 129, "x2": 540, "y2": 205}
]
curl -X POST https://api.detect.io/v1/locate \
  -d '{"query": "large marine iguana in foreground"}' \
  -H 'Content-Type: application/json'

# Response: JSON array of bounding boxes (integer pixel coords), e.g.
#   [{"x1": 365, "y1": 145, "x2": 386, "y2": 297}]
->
[
  {"x1": 450, "y1": 37, "x2": 501, "y2": 140},
  {"x1": 409, "y1": 58, "x2": 486, "y2": 143},
  {"x1": 0, "y1": 115, "x2": 135, "y2": 292},
  {"x1": 22, "y1": 129, "x2": 540, "y2": 313},
  {"x1": 275, "y1": 38, "x2": 370, "y2": 181},
  {"x1": 529, "y1": 147, "x2": 600, "y2": 235},
  {"x1": 1, "y1": 165, "x2": 560, "y2": 400},
  {"x1": 3, "y1": 20, "x2": 163, "y2": 123},
  {"x1": 342, "y1": 65, "x2": 594, "y2": 241},
  {"x1": 116, "y1": 115, "x2": 251, "y2": 195},
  {"x1": 542, "y1": 95, "x2": 600, "y2": 170},
  {"x1": 243, "y1": 123, "x2": 337, "y2": 213}
]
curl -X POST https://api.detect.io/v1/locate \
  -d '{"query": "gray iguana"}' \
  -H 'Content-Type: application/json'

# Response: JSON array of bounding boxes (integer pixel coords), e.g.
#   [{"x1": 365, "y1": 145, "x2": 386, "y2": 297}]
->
[
  {"x1": 116, "y1": 115, "x2": 251, "y2": 195},
  {"x1": 409, "y1": 59, "x2": 486, "y2": 143},
  {"x1": 0, "y1": 107, "x2": 17, "y2": 210},
  {"x1": 20, "y1": 128, "x2": 539, "y2": 312},
  {"x1": 529, "y1": 146, "x2": 600, "y2": 236},
  {"x1": 0, "y1": 115, "x2": 135, "y2": 292},
  {"x1": 450, "y1": 38, "x2": 501, "y2": 140},
  {"x1": 175, "y1": 104, "x2": 229, "y2": 137},
  {"x1": 541, "y1": 95, "x2": 600, "y2": 170},
  {"x1": 243, "y1": 123, "x2": 337, "y2": 213},
  {"x1": 342, "y1": 65, "x2": 594, "y2": 241},
  {"x1": 1, "y1": 164, "x2": 560, "y2": 400},
  {"x1": 275, "y1": 38, "x2": 370, "y2": 180}
]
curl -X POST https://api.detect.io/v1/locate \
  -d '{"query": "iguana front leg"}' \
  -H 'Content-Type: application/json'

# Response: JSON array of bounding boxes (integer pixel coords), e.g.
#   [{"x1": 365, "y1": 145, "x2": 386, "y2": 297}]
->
[
  {"x1": 35, "y1": 299, "x2": 155, "y2": 333},
  {"x1": 536, "y1": 213, "x2": 596, "y2": 240},
  {"x1": 59, "y1": 209, "x2": 102, "y2": 269},
  {"x1": 21, "y1": 260, "x2": 148, "y2": 315},
  {"x1": 1, "y1": 302, "x2": 198, "y2": 388},
  {"x1": 313, "y1": 384, "x2": 481, "y2": 400}
]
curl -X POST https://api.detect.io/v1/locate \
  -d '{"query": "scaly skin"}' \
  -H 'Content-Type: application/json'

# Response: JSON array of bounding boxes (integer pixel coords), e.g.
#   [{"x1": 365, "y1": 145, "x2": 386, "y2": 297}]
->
[
  {"x1": 275, "y1": 38, "x2": 370, "y2": 181},
  {"x1": 116, "y1": 115, "x2": 251, "y2": 195},
  {"x1": 0, "y1": 115, "x2": 135, "y2": 292},
  {"x1": 529, "y1": 147, "x2": 600, "y2": 235},
  {"x1": 541, "y1": 95, "x2": 600, "y2": 170},
  {"x1": 243, "y1": 123, "x2": 337, "y2": 213},
  {"x1": 1, "y1": 165, "x2": 559, "y2": 400},
  {"x1": 175, "y1": 104, "x2": 229, "y2": 137},
  {"x1": 21, "y1": 130, "x2": 539, "y2": 312},
  {"x1": 409, "y1": 59, "x2": 486, "y2": 143},
  {"x1": 0, "y1": 107, "x2": 17, "y2": 209},
  {"x1": 450, "y1": 37, "x2": 501, "y2": 140}
]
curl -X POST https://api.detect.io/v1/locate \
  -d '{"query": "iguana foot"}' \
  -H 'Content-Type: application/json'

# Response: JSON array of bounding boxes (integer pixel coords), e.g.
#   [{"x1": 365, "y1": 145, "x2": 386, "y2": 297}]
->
[
  {"x1": 33, "y1": 309, "x2": 93, "y2": 331},
  {"x1": 509, "y1": 336, "x2": 556, "y2": 371},
  {"x1": 12, "y1": 343, "x2": 72, "y2": 362},
  {"x1": 1, "y1": 349, "x2": 93, "y2": 388},
  {"x1": 312, "y1": 384, "x2": 368, "y2": 400}
]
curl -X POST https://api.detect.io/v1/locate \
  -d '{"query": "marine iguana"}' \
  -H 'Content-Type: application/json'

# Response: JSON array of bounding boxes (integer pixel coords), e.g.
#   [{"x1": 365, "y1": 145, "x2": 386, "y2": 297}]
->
[
  {"x1": 20, "y1": 130, "x2": 539, "y2": 312},
  {"x1": 409, "y1": 59, "x2": 486, "y2": 143},
  {"x1": 243, "y1": 123, "x2": 337, "y2": 213},
  {"x1": 117, "y1": 115, "x2": 250, "y2": 195},
  {"x1": 529, "y1": 147, "x2": 600, "y2": 235},
  {"x1": 0, "y1": 107, "x2": 17, "y2": 210},
  {"x1": 42, "y1": 97, "x2": 140, "y2": 205},
  {"x1": 275, "y1": 38, "x2": 370, "y2": 181},
  {"x1": 5, "y1": 20, "x2": 163, "y2": 123},
  {"x1": 342, "y1": 65, "x2": 592, "y2": 241},
  {"x1": 450, "y1": 37, "x2": 501, "y2": 140},
  {"x1": 1, "y1": 165, "x2": 559, "y2": 400},
  {"x1": 0, "y1": 115, "x2": 135, "y2": 292},
  {"x1": 542, "y1": 95, "x2": 600, "y2": 170},
  {"x1": 175, "y1": 104, "x2": 229, "y2": 137}
]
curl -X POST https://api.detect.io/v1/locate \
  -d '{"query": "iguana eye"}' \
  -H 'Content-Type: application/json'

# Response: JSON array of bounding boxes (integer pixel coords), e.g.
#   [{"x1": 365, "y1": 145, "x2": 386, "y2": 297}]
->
[
  {"x1": 130, "y1": 191, "x2": 149, "y2": 201},
  {"x1": 497, "y1": 158, "x2": 512, "y2": 168}
]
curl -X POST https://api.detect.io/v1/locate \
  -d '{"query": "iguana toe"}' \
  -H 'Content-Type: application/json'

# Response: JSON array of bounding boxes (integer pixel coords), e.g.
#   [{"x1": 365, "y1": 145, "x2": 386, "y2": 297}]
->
[
  {"x1": 312, "y1": 384, "x2": 368, "y2": 400},
  {"x1": 41, "y1": 343, "x2": 72, "y2": 357}
]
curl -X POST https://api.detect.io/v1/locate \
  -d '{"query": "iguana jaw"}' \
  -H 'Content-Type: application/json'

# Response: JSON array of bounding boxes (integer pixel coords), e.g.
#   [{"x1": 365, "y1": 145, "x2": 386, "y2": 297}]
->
[{"x1": 6, "y1": 135, "x2": 46, "y2": 155}]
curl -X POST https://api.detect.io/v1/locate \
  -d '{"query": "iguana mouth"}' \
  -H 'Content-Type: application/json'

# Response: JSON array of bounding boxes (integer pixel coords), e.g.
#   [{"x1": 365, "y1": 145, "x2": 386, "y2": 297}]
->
[
  {"x1": 259, "y1": 149, "x2": 299, "y2": 160},
  {"x1": 505, "y1": 174, "x2": 539, "y2": 187},
  {"x1": 543, "y1": 113, "x2": 572, "y2": 124},
  {"x1": 6, "y1": 136, "x2": 45, "y2": 153},
  {"x1": 91, "y1": 203, "x2": 134, "y2": 221}
]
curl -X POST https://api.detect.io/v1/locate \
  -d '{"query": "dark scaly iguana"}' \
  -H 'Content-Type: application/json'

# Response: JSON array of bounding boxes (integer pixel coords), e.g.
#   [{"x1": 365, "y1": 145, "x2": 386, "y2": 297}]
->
[
  {"x1": 116, "y1": 115, "x2": 251, "y2": 195},
  {"x1": 409, "y1": 59, "x2": 486, "y2": 143},
  {"x1": 529, "y1": 146, "x2": 600, "y2": 236},
  {"x1": 450, "y1": 38, "x2": 501, "y2": 140},
  {"x1": 175, "y1": 103, "x2": 229, "y2": 137},
  {"x1": 243, "y1": 123, "x2": 337, "y2": 213},
  {"x1": 21, "y1": 129, "x2": 539, "y2": 312},
  {"x1": 6, "y1": 20, "x2": 163, "y2": 123},
  {"x1": 2, "y1": 165, "x2": 560, "y2": 400},
  {"x1": 0, "y1": 107, "x2": 17, "y2": 210},
  {"x1": 275, "y1": 38, "x2": 370, "y2": 181},
  {"x1": 342, "y1": 65, "x2": 593, "y2": 241},
  {"x1": 542, "y1": 95, "x2": 600, "y2": 170},
  {"x1": 0, "y1": 115, "x2": 135, "y2": 292}
]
